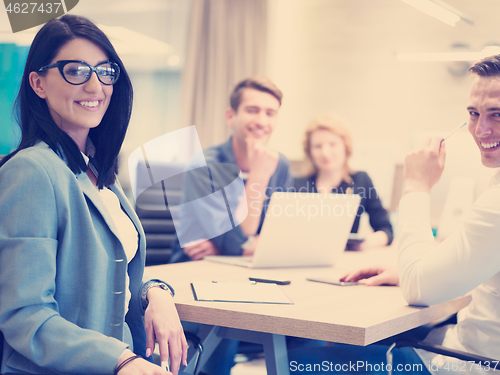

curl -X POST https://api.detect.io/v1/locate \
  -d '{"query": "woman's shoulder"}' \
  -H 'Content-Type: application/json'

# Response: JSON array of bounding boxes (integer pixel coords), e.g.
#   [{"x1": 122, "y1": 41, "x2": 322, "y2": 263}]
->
[
  {"x1": 293, "y1": 174, "x2": 315, "y2": 191},
  {"x1": 350, "y1": 170, "x2": 371, "y2": 184},
  {"x1": 1, "y1": 142, "x2": 72, "y2": 179},
  {"x1": 277, "y1": 152, "x2": 290, "y2": 166},
  {"x1": 20, "y1": 141, "x2": 56, "y2": 156}
]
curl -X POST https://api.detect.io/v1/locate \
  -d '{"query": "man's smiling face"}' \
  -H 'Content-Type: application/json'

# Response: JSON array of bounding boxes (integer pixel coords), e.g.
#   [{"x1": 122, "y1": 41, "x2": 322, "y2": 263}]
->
[
  {"x1": 226, "y1": 88, "x2": 280, "y2": 146},
  {"x1": 468, "y1": 76, "x2": 500, "y2": 168}
]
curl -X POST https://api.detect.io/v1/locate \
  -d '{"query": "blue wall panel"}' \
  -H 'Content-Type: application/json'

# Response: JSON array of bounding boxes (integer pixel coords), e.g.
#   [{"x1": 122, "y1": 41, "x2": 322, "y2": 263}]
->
[{"x1": 0, "y1": 44, "x2": 27, "y2": 154}]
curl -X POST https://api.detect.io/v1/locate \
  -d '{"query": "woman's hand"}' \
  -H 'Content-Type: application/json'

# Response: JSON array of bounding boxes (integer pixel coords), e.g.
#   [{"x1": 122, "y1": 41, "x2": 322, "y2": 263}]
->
[
  {"x1": 144, "y1": 288, "x2": 188, "y2": 375},
  {"x1": 340, "y1": 266, "x2": 399, "y2": 286},
  {"x1": 116, "y1": 349, "x2": 171, "y2": 375}
]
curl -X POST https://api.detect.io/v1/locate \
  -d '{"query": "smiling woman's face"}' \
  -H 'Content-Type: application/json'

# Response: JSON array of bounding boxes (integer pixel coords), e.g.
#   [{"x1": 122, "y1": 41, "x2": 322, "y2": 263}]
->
[
  {"x1": 309, "y1": 129, "x2": 347, "y2": 173},
  {"x1": 30, "y1": 38, "x2": 113, "y2": 143}
]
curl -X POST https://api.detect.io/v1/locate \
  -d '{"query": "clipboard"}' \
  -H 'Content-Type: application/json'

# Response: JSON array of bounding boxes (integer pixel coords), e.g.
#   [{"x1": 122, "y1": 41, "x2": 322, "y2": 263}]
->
[{"x1": 190, "y1": 281, "x2": 293, "y2": 304}]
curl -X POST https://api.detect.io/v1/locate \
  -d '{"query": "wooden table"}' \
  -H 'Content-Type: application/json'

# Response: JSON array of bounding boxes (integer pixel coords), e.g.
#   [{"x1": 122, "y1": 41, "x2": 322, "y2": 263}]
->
[{"x1": 144, "y1": 248, "x2": 471, "y2": 375}]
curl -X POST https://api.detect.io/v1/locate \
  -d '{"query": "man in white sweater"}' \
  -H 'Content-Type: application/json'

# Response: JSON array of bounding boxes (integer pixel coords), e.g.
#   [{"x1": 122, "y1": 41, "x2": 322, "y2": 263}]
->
[
  {"x1": 394, "y1": 54, "x2": 500, "y2": 374},
  {"x1": 289, "y1": 55, "x2": 500, "y2": 374}
]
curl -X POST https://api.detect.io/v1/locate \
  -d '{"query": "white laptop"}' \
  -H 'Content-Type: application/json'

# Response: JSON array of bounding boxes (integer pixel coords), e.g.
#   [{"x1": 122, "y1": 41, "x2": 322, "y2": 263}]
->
[{"x1": 204, "y1": 192, "x2": 361, "y2": 268}]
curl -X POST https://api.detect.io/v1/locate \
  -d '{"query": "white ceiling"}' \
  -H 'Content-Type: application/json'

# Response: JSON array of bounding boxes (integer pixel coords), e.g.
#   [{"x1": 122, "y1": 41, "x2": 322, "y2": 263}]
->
[
  {"x1": 1, "y1": 0, "x2": 499, "y2": 70},
  {"x1": 294, "y1": 0, "x2": 500, "y2": 57},
  {"x1": 0, "y1": 0, "x2": 191, "y2": 71}
]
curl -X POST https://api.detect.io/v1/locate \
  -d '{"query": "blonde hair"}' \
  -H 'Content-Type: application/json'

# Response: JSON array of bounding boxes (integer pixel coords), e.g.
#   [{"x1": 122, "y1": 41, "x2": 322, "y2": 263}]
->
[{"x1": 302, "y1": 114, "x2": 354, "y2": 182}]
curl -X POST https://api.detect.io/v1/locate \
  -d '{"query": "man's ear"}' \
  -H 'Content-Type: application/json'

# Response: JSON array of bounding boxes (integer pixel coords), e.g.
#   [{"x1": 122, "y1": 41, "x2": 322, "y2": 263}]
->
[
  {"x1": 29, "y1": 71, "x2": 47, "y2": 99},
  {"x1": 225, "y1": 107, "x2": 235, "y2": 129}
]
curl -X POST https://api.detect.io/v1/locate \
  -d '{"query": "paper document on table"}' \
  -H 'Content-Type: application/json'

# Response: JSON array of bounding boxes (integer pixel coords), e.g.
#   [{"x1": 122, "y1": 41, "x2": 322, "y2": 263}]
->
[{"x1": 190, "y1": 281, "x2": 293, "y2": 304}]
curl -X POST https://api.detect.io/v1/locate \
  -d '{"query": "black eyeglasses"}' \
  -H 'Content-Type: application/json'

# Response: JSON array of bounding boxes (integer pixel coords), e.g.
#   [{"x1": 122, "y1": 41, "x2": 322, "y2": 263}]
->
[{"x1": 37, "y1": 60, "x2": 120, "y2": 85}]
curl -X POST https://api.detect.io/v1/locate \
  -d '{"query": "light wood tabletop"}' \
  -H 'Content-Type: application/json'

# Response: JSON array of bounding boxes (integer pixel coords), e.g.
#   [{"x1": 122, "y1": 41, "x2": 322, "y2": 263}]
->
[{"x1": 145, "y1": 247, "x2": 470, "y2": 347}]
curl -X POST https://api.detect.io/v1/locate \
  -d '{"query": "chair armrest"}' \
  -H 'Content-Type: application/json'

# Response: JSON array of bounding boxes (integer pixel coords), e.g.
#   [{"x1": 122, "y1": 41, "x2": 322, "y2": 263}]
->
[{"x1": 395, "y1": 339, "x2": 498, "y2": 364}]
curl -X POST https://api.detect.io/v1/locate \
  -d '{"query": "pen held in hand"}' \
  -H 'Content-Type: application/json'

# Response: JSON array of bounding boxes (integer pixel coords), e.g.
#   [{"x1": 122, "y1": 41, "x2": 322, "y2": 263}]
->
[{"x1": 441, "y1": 122, "x2": 467, "y2": 143}]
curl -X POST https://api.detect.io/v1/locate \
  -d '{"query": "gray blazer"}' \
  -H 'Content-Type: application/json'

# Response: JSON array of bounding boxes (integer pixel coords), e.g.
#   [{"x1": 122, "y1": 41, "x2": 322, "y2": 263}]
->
[{"x1": 0, "y1": 142, "x2": 147, "y2": 374}]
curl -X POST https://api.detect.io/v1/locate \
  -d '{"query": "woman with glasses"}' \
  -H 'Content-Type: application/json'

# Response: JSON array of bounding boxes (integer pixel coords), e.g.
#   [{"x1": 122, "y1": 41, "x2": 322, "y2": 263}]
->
[{"x1": 0, "y1": 15, "x2": 187, "y2": 375}]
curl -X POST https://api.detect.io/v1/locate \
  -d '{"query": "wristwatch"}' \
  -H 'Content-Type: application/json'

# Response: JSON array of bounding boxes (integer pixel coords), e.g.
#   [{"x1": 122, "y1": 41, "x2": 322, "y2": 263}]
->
[{"x1": 141, "y1": 279, "x2": 175, "y2": 310}]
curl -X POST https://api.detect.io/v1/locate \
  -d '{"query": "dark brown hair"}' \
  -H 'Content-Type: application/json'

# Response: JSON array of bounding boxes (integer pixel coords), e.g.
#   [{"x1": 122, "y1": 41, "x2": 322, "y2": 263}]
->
[
  {"x1": 1, "y1": 14, "x2": 133, "y2": 189},
  {"x1": 469, "y1": 55, "x2": 500, "y2": 76},
  {"x1": 229, "y1": 76, "x2": 282, "y2": 111}
]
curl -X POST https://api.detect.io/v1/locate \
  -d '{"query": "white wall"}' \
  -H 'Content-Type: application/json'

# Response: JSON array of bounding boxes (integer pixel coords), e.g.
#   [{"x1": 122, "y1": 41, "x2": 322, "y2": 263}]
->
[
  {"x1": 118, "y1": 71, "x2": 182, "y2": 194},
  {"x1": 266, "y1": 0, "x2": 490, "y2": 161},
  {"x1": 265, "y1": 0, "x2": 500, "y2": 225}
]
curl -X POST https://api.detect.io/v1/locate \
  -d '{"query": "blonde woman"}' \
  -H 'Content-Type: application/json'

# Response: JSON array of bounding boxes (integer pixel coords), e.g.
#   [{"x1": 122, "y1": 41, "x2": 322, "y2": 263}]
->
[{"x1": 293, "y1": 115, "x2": 393, "y2": 249}]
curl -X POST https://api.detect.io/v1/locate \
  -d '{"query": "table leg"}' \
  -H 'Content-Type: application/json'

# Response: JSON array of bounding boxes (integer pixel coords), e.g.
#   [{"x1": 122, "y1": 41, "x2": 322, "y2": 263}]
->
[
  {"x1": 183, "y1": 325, "x2": 290, "y2": 375},
  {"x1": 262, "y1": 333, "x2": 289, "y2": 375},
  {"x1": 213, "y1": 327, "x2": 290, "y2": 375}
]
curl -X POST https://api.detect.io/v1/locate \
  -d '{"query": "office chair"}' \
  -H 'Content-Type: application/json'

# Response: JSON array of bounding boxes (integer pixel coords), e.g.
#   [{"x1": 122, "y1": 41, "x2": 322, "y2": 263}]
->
[
  {"x1": 134, "y1": 162, "x2": 184, "y2": 266},
  {"x1": 180, "y1": 332, "x2": 204, "y2": 375},
  {"x1": 149, "y1": 332, "x2": 203, "y2": 375},
  {"x1": 386, "y1": 339, "x2": 499, "y2": 375}
]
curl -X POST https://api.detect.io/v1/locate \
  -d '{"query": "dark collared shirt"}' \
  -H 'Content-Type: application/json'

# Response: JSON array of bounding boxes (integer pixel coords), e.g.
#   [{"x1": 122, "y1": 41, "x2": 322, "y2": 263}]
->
[
  {"x1": 293, "y1": 171, "x2": 394, "y2": 245},
  {"x1": 170, "y1": 138, "x2": 291, "y2": 262}
]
